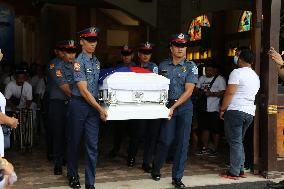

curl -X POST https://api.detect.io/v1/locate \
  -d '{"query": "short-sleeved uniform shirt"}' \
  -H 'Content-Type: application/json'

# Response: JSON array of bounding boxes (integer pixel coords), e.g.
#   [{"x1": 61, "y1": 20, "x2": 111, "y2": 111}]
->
[
  {"x1": 72, "y1": 52, "x2": 100, "y2": 98},
  {"x1": 130, "y1": 61, "x2": 159, "y2": 74},
  {"x1": 159, "y1": 58, "x2": 198, "y2": 111},
  {"x1": 46, "y1": 57, "x2": 61, "y2": 95},
  {"x1": 49, "y1": 60, "x2": 73, "y2": 100}
]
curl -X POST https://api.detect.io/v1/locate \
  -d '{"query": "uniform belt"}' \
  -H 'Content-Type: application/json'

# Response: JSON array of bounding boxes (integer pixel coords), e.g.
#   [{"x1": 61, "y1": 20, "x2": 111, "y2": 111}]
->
[
  {"x1": 72, "y1": 95, "x2": 85, "y2": 101},
  {"x1": 71, "y1": 95, "x2": 99, "y2": 101},
  {"x1": 50, "y1": 99, "x2": 69, "y2": 104}
]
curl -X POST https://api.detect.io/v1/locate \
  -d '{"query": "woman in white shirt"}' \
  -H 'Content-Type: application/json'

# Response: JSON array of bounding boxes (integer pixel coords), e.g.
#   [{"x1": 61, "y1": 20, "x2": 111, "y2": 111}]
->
[
  {"x1": 0, "y1": 49, "x2": 18, "y2": 188},
  {"x1": 220, "y1": 49, "x2": 260, "y2": 179}
]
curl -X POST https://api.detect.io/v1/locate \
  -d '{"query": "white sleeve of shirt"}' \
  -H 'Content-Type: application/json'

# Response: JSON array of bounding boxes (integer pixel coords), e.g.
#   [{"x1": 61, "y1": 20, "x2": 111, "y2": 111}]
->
[
  {"x1": 24, "y1": 83, "x2": 33, "y2": 101},
  {"x1": 218, "y1": 76, "x2": 227, "y2": 91},
  {"x1": 196, "y1": 76, "x2": 204, "y2": 89},
  {"x1": 228, "y1": 69, "x2": 240, "y2": 85},
  {"x1": 4, "y1": 82, "x2": 13, "y2": 99}
]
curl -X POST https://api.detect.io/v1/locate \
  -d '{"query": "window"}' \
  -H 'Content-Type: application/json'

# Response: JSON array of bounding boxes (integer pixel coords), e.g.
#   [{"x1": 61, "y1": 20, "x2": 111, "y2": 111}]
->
[
  {"x1": 188, "y1": 15, "x2": 210, "y2": 41},
  {"x1": 238, "y1": 11, "x2": 252, "y2": 32}
]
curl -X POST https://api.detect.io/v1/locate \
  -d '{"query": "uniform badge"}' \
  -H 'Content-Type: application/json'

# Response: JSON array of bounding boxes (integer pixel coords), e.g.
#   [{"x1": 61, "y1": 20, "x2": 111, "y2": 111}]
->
[
  {"x1": 97, "y1": 64, "x2": 100, "y2": 70},
  {"x1": 153, "y1": 67, "x2": 158, "y2": 74},
  {"x1": 145, "y1": 42, "x2": 151, "y2": 49},
  {"x1": 56, "y1": 69, "x2": 62, "y2": 77},
  {"x1": 74, "y1": 62, "x2": 80, "y2": 71},
  {"x1": 181, "y1": 66, "x2": 187, "y2": 73},
  {"x1": 178, "y1": 33, "x2": 185, "y2": 39},
  {"x1": 86, "y1": 68, "x2": 93, "y2": 73},
  {"x1": 49, "y1": 63, "x2": 55, "y2": 70},
  {"x1": 192, "y1": 66, "x2": 198, "y2": 75}
]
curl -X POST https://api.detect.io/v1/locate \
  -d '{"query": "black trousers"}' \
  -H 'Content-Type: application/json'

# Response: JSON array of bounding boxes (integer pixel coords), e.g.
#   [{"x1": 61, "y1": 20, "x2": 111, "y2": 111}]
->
[{"x1": 128, "y1": 119, "x2": 161, "y2": 165}]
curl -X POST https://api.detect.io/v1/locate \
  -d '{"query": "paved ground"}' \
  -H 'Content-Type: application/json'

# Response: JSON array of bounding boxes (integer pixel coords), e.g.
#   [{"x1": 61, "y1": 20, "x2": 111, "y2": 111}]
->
[{"x1": 4, "y1": 131, "x2": 275, "y2": 189}]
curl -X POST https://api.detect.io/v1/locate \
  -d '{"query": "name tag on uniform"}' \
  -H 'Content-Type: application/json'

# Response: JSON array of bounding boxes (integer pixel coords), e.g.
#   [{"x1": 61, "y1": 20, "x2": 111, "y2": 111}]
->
[{"x1": 86, "y1": 68, "x2": 93, "y2": 73}]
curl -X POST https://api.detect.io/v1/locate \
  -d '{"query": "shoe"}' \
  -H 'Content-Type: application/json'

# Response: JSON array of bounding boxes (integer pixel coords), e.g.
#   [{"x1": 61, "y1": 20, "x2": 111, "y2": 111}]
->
[
  {"x1": 142, "y1": 163, "x2": 152, "y2": 173},
  {"x1": 208, "y1": 149, "x2": 218, "y2": 157},
  {"x1": 151, "y1": 173, "x2": 161, "y2": 181},
  {"x1": 194, "y1": 147, "x2": 210, "y2": 156},
  {"x1": 68, "y1": 176, "x2": 81, "y2": 188},
  {"x1": 220, "y1": 171, "x2": 239, "y2": 180},
  {"x1": 85, "y1": 185, "x2": 95, "y2": 189},
  {"x1": 53, "y1": 166, "x2": 62, "y2": 175},
  {"x1": 172, "y1": 178, "x2": 186, "y2": 188},
  {"x1": 239, "y1": 171, "x2": 247, "y2": 178},
  {"x1": 127, "y1": 157, "x2": 135, "y2": 167}
]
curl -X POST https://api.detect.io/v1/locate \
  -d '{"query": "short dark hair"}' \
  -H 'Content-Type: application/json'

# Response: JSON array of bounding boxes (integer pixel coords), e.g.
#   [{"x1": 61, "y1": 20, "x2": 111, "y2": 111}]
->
[
  {"x1": 236, "y1": 46, "x2": 250, "y2": 53},
  {"x1": 238, "y1": 49, "x2": 255, "y2": 64}
]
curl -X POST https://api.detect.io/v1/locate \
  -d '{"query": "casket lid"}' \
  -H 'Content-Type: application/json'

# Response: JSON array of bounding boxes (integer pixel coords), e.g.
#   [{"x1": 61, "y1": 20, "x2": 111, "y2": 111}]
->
[{"x1": 100, "y1": 72, "x2": 170, "y2": 91}]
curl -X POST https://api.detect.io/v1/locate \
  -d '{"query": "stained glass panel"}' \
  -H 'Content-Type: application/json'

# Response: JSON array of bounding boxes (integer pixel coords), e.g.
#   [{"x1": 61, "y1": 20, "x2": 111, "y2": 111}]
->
[
  {"x1": 188, "y1": 15, "x2": 210, "y2": 41},
  {"x1": 238, "y1": 11, "x2": 252, "y2": 32}
]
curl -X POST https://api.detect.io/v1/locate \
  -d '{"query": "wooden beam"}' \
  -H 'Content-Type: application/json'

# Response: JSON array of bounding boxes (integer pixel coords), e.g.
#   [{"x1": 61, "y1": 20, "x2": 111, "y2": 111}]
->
[
  {"x1": 261, "y1": 0, "x2": 281, "y2": 178},
  {"x1": 251, "y1": 0, "x2": 262, "y2": 174}
]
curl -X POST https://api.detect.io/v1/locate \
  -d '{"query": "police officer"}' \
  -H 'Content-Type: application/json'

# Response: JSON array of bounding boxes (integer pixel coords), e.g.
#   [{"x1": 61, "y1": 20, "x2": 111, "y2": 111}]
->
[
  {"x1": 109, "y1": 45, "x2": 135, "y2": 158},
  {"x1": 151, "y1": 33, "x2": 198, "y2": 189},
  {"x1": 45, "y1": 43, "x2": 65, "y2": 161},
  {"x1": 127, "y1": 42, "x2": 161, "y2": 172},
  {"x1": 67, "y1": 27, "x2": 107, "y2": 189},
  {"x1": 48, "y1": 40, "x2": 77, "y2": 175},
  {"x1": 116, "y1": 45, "x2": 135, "y2": 68},
  {"x1": 130, "y1": 42, "x2": 158, "y2": 73}
]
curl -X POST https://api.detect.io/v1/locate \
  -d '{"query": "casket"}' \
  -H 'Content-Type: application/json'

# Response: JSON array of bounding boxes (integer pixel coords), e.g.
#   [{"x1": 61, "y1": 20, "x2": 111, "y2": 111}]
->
[{"x1": 99, "y1": 72, "x2": 170, "y2": 120}]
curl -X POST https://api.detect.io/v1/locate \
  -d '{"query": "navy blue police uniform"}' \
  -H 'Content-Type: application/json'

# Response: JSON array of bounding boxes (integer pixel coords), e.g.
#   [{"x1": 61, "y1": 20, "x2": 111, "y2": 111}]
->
[
  {"x1": 109, "y1": 45, "x2": 135, "y2": 158},
  {"x1": 67, "y1": 27, "x2": 101, "y2": 189},
  {"x1": 45, "y1": 45, "x2": 63, "y2": 161},
  {"x1": 127, "y1": 42, "x2": 161, "y2": 171},
  {"x1": 48, "y1": 40, "x2": 76, "y2": 175},
  {"x1": 151, "y1": 34, "x2": 198, "y2": 187}
]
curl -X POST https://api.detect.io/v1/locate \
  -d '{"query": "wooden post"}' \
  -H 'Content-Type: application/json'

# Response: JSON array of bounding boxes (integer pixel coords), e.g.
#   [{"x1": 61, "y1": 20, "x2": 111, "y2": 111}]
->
[
  {"x1": 260, "y1": 0, "x2": 281, "y2": 178},
  {"x1": 251, "y1": 0, "x2": 262, "y2": 174}
]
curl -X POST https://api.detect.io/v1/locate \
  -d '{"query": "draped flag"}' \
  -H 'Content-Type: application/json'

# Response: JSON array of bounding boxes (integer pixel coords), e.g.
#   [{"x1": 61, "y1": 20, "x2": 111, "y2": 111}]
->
[{"x1": 99, "y1": 66, "x2": 152, "y2": 85}]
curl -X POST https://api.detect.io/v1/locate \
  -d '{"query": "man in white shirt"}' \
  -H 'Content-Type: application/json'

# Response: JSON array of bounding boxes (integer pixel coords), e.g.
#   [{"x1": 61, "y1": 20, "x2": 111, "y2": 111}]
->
[
  {"x1": 195, "y1": 63, "x2": 226, "y2": 157},
  {"x1": 5, "y1": 69, "x2": 33, "y2": 111},
  {"x1": 220, "y1": 49, "x2": 260, "y2": 179}
]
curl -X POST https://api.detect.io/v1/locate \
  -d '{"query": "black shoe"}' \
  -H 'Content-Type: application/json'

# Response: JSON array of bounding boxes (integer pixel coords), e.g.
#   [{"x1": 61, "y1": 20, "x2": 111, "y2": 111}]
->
[
  {"x1": 127, "y1": 157, "x2": 135, "y2": 167},
  {"x1": 142, "y1": 163, "x2": 152, "y2": 173},
  {"x1": 68, "y1": 176, "x2": 81, "y2": 188},
  {"x1": 53, "y1": 166, "x2": 62, "y2": 175},
  {"x1": 172, "y1": 178, "x2": 186, "y2": 188},
  {"x1": 151, "y1": 173, "x2": 161, "y2": 181},
  {"x1": 85, "y1": 185, "x2": 95, "y2": 189}
]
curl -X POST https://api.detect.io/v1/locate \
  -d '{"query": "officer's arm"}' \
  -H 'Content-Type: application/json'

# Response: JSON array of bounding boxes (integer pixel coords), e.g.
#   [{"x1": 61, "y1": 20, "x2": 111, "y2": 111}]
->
[
  {"x1": 170, "y1": 83, "x2": 195, "y2": 110},
  {"x1": 76, "y1": 81, "x2": 104, "y2": 112},
  {"x1": 59, "y1": 84, "x2": 72, "y2": 97}
]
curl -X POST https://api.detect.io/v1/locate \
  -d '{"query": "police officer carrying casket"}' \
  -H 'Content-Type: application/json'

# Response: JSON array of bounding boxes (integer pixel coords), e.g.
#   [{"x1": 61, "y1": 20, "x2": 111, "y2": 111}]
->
[
  {"x1": 48, "y1": 40, "x2": 77, "y2": 175},
  {"x1": 66, "y1": 27, "x2": 107, "y2": 189},
  {"x1": 126, "y1": 42, "x2": 161, "y2": 172},
  {"x1": 151, "y1": 33, "x2": 198, "y2": 189},
  {"x1": 109, "y1": 45, "x2": 135, "y2": 158}
]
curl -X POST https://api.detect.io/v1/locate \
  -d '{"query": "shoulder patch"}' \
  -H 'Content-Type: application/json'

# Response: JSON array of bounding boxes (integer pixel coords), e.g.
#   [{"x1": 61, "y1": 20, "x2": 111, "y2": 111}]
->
[
  {"x1": 74, "y1": 62, "x2": 81, "y2": 71},
  {"x1": 153, "y1": 67, "x2": 158, "y2": 74},
  {"x1": 192, "y1": 65, "x2": 198, "y2": 75},
  {"x1": 56, "y1": 69, "x2": 62, "y2": 77},
  {"x1": 49, "y1": 63, "x2": 55, "y2": 70}
]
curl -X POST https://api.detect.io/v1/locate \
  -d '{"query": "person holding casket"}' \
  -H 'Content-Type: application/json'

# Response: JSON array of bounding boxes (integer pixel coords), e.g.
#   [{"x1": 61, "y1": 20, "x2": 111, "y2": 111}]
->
[
  {"x1": 151, "y1": 33, "x2": 198, "y2": 188},
  {"x1": 126, "y1": 42, "x2": 161, "y2": 172},
  {"x1": 66, "y1": 27, "x2": 107, "y2": 189}
]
